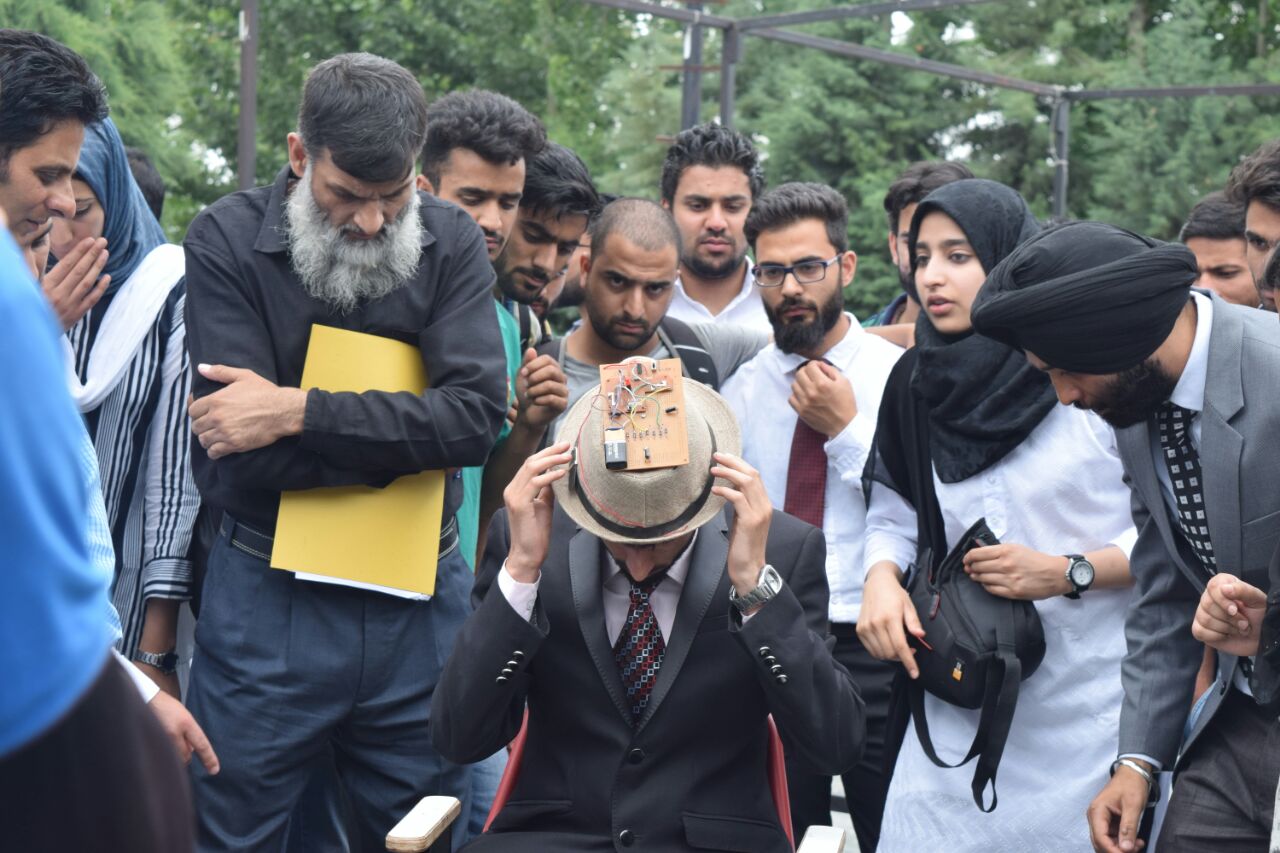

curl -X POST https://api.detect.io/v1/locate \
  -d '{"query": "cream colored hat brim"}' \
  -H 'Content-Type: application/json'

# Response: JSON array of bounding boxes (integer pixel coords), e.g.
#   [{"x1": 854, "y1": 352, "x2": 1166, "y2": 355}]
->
[{"x1": 551, "y1": 379, "x2": 742, "y2": 544}]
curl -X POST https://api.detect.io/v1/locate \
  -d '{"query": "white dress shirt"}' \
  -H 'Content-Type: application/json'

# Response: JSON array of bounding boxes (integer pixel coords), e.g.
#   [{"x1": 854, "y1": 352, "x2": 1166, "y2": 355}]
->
[
  {"x1": 722, "y1": 315, "x2": 903, "y2": 624},
  {"x1": 666, "y1": 264, "x2": 773, "y2": 336},
  {"x1": 499, "y1": 532, "x2": 700, "y2": 645},
  {"x1": 865, "y1": 403, "x2": 1139, "y2": 851}
]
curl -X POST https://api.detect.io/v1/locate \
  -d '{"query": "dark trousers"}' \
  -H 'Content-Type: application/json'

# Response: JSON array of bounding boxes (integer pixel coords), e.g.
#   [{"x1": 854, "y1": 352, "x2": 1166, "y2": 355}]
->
[
  {"x1": 187, "y1": 519, "x2": 473, "y2": 853},
  {"x1": 0, "y1": 655, "x2": 194, "y2": 852},
  {"x1": 787, "y1": 625, "x2": 898, "y2": 852},
  {"x1": 1158, "y1": 686, "x2": 1280, "y2": 852}
]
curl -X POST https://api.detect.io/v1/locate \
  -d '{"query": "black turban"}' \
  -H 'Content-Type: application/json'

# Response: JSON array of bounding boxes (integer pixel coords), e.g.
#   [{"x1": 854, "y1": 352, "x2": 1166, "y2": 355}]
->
[{"x1": 970, "y1": 221, "x2": 1198, "y2": 374}]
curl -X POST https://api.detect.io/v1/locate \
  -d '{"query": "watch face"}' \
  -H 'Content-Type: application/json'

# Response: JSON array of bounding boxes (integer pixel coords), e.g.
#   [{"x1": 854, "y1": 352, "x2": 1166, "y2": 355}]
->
[
  {"x1": 761, "y1": 565, "x2": 783, "y2": 594},
  {"x1": 1070, "y1": 559, "x2": 1095, "y2": 587}
]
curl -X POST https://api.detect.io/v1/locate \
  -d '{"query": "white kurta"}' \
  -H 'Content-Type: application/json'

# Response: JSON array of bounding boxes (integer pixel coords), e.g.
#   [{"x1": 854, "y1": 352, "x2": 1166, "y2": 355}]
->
[{"x1": 864, "y1": 403, "x2": 1138, "y2": 852}]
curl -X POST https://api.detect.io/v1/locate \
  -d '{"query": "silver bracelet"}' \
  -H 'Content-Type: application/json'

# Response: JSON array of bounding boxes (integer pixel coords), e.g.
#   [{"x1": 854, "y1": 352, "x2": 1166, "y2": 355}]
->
[{"x1": 1111, "y1": 758, "x2": 1155, "y2": 788}]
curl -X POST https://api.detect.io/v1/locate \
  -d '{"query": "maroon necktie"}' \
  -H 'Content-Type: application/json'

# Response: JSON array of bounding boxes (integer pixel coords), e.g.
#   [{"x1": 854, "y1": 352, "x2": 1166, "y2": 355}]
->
[{"x1": 784, "y1": 361, "x2": 829, "y2": 529}]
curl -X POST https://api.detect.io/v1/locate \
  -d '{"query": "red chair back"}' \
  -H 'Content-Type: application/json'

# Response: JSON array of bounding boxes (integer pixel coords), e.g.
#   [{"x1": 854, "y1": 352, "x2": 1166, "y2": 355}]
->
[{"x1": 483, "y1": 712, "x2": 796, "y2": 850}]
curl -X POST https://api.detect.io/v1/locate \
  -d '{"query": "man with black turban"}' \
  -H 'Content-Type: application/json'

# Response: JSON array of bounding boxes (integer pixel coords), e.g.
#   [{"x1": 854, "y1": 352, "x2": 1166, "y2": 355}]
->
[{"x1": 971, "y1": 221, "x2": 1280, "y2": 853}]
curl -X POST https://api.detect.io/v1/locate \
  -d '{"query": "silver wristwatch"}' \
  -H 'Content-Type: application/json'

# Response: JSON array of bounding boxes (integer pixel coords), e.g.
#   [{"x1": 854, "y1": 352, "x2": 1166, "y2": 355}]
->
[
  {"x1": 133, "y1": 649, "x2": 179, "y2": 675},
  {"x1": 730, "y1": 565, "x2": 783, "y2": 613}
]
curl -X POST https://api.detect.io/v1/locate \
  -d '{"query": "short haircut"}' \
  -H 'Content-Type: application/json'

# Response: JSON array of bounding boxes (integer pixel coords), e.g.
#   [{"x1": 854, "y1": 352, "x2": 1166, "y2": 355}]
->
[
  {"x1": 521, "y1": 142, "x2": 599, "y2": 221},
  {"x1": 745, "y1": 182, "x2": 849, "y2": 254},
  {"x1": 882, "y1": 160, "x2": 975, "y2": 232},
  {"x1": 420, "y1": 90, "x2": 547, "y2": 187},
  {"x1": 1179, "y1": 190, "x2": 1245, "y2": 243},
  {"x1": 297, "y1": 52, "x2": 427, "y2": 184},
  {"x1": 1226, "y1": 139, "x2": 1280, "y2": 215},
  {"x1": 660, "y1": 122, "x2": 764, "y2": 204},
  {"x1": 125, "y1": 146, "x2": 166, "y2": 220},
  {"x1": 589, "y1": 192, "x2": 620, "y2": 227},
  {"x1": 589, "y1": 197, "x2": 681, "y2": 262},
  {"x1": 0, "y1": 30, "x2": 108, "y2": 170}
]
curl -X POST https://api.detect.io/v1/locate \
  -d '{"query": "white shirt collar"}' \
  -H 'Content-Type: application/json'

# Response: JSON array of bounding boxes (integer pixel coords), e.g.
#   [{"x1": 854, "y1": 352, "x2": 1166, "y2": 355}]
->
[
  {"x1": 776, "y1": 313, "x2": 864, "y2": 375},
  {"x1": 1169, "y1": 290, "x2": 1213, "y2": 415},
  {"x1": 602, "y1": 530, "x2": 698, "y2": 592}
]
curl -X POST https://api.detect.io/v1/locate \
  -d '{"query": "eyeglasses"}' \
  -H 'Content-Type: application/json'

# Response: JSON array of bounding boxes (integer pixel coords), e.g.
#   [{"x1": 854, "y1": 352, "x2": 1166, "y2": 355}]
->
[{"x1": 752, "y1": 255, "x2": 841, "y2": 288}]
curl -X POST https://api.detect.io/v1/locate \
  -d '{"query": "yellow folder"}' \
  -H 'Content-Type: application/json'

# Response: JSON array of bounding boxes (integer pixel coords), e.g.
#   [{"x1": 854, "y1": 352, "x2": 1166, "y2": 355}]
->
[{"x1": 270, "y1": 324, "x2": 444, "y2": 596}]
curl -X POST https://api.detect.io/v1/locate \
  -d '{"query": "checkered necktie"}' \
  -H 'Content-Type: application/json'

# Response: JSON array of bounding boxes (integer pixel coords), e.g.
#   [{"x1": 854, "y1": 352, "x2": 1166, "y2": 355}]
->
[
  {"x1": 1158, "y1": 402, "x2": 1217, "y2": 577},
  {"x1": 783, "y1": 360, "x2": 830, "y2": 529},
  {"x1": 614, "y1": 572, "x2": 667, "y2": 723}
]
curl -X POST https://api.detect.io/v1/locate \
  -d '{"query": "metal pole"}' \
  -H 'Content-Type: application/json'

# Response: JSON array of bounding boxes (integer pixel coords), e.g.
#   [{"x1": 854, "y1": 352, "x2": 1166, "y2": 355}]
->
[
  {"x1": 681, "y1": 3, "x2": 704, "y2": 130},
  {"x1": 237, "y1": 0, "x2": 259, "y2": 191},
  {"x1": 1050, "y1": 97, "x2": 1071, "y2": 220},
  {"x1": 720, "y1": 24, "x2": 739, "y2": 128}
]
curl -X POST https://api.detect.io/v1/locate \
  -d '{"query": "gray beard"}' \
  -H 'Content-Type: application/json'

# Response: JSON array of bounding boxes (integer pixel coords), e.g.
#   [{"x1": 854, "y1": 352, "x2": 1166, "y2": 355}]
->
[{"x1": 285, "y1": 165, "x2": 423, "y2": 313}]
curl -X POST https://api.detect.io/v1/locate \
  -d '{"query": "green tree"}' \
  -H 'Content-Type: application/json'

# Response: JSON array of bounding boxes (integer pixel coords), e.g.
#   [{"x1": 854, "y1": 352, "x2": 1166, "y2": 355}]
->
[{"x1": 3, "y1": 0, "x2": 221, "y2": 237}]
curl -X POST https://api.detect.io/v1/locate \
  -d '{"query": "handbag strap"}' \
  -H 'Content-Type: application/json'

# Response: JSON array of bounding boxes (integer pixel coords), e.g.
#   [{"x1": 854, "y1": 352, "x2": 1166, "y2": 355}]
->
[{"x1": 906, "y1": 598, "x2": 1024, "y2": 813}]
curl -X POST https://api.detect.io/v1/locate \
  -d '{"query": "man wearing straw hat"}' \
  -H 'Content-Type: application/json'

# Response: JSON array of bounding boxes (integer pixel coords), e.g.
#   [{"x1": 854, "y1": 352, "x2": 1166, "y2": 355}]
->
[{"x1": 434, "y1": 377, "x2": 864, "y2": 852}]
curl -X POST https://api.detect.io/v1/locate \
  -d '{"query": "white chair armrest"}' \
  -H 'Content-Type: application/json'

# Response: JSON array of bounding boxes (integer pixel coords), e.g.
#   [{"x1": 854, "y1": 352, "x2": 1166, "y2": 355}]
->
[
  {"x1": 385, "y1": 795, "x2": 462, "y2": 852},
  {"x1": 797, "y1": 824, "x2": 851, "y2": 853}
]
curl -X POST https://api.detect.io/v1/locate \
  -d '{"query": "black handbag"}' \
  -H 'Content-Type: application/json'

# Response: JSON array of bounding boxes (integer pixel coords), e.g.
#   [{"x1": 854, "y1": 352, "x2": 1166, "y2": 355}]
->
[{"x1": 904, "y1": 517, "x2": 1046, "y2": 811}]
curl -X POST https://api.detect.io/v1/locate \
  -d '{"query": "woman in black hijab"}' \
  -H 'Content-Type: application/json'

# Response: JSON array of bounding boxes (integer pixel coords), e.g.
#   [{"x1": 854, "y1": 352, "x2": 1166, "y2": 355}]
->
[{"x1": 857, "y1": 180, "x2": 1139, "y2": 850}]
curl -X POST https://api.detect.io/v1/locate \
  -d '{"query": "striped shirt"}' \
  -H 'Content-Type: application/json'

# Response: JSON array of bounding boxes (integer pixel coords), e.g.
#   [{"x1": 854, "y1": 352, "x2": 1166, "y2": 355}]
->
[{"x1": 68, "y1": 282, "x2": 200, "y2": 657}]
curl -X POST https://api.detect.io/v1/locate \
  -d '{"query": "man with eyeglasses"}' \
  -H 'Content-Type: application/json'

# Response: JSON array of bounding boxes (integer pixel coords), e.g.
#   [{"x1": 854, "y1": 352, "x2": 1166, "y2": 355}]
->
[{"x1": 721, "y1": 182, "x2": 903, "y2": 853}]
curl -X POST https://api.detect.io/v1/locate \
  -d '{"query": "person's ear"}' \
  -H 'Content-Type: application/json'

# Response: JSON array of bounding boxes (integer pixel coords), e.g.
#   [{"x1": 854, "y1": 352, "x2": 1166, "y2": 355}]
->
[
  {"x1": 286, "y1": 133, "x2": 308, "y2": 179},
  {"x1": 417, "y1": 174, "x2": 435, "y2": 194},
  {"x1": 887, "y1": 230, "x2": 900, "y2": 266},
  {"x1": 840, "y1": 250, "x2": 858, "y2": 292}
]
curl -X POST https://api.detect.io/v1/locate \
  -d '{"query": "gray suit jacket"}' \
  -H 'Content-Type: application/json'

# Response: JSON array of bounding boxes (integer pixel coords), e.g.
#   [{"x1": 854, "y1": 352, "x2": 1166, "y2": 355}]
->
[{"x1": 1116, "y1": 293, "x2": 1280, "y2": 765}]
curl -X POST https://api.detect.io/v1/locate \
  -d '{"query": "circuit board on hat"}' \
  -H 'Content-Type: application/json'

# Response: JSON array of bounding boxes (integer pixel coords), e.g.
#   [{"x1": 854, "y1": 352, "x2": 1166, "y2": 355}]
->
[{"x1": 597, "y1": 357, "x2": 689, "y2": 471}]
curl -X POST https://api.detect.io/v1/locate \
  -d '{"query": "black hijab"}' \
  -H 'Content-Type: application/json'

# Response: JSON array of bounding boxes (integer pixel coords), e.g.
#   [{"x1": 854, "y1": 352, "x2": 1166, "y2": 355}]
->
[{"x1": 907, "y1": 179, "x2": 1058, "y2": 483}]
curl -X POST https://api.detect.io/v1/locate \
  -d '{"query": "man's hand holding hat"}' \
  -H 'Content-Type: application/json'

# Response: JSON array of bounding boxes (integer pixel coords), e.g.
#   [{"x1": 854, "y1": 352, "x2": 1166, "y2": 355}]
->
[
  {"x1": 504, "y1": 442, "x2": 572, "y2": 584},
  {"x1": 709, "y1": 452, "x2": 773, "y2": 602}
]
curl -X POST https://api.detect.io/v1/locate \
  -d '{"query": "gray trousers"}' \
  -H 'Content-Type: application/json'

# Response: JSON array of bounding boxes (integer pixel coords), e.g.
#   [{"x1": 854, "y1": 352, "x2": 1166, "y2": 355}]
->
[
  {"x1": 188, "y1": 517, "x2": 473, "y2": 853},
  {"x1": 1159, "y1": 686, "x2": 1280, "y2": 852}
]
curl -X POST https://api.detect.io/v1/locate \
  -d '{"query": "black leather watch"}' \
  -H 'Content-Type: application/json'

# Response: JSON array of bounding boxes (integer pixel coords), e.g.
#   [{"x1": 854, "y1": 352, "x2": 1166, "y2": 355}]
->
[
  {"x1": 1064, "y1": 554, "x2": 1095, "y2": 600},
  {"x1": 133, "y1": 649, "x2": 179, "y2": 675}
]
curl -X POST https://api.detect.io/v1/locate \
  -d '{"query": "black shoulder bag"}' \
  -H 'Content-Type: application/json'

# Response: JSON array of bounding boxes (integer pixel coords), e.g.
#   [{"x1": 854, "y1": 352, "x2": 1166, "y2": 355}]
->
[{"x1": 905, "y1": 517, "x2": 1046, "y2": 812}]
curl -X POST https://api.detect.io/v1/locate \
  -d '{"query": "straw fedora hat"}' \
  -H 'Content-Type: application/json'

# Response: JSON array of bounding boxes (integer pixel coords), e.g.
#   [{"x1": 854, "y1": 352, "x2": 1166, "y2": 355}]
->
[{"x1": 552, "y1": 376, "x2": 742, "y2": 544}]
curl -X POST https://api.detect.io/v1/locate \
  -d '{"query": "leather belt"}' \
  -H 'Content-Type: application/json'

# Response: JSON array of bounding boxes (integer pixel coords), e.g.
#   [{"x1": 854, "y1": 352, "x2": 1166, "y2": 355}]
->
[{"x1": 221, "y1": 514, "x2": 460, "y2": 564}]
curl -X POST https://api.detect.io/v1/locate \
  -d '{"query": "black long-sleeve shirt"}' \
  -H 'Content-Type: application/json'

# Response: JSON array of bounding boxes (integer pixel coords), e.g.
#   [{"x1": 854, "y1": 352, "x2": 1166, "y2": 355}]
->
[{"x1": 184, "y1": 166, "x2": 506, "y2": 535}]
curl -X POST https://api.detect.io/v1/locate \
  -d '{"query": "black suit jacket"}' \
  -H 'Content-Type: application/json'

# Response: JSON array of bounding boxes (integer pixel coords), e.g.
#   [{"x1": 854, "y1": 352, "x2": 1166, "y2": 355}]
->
[{"x1": 434, "y1": 506, "x2": 864, "y2": 853}]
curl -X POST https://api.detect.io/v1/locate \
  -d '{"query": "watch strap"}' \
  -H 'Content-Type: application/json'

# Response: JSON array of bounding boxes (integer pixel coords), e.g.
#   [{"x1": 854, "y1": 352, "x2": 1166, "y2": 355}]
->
[{"x1": 133, "y1": 650, "x2": 178, "y2": 674}]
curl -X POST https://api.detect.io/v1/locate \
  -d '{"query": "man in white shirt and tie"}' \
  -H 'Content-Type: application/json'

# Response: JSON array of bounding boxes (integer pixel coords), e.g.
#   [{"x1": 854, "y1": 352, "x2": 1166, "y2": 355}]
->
[{"x1": 721, "y1": 182, "x2": 903, "y2": 852}]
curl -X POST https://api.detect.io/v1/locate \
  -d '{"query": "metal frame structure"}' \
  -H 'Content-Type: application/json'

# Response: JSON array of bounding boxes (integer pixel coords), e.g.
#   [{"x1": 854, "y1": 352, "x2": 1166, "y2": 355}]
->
[{"x1": 575, "y1": 0, "x2": 1280, "y2": 217}]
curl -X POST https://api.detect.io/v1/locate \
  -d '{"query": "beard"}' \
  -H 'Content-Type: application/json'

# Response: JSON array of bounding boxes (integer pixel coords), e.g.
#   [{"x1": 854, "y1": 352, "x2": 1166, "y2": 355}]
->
[
  {"x1": 494, "y1": 260, "x2": 551, "y2": 305},
  {"x1": 682, "y1": 233, "x2": 747, "y2": 280},
  {"x1": 285, "y1": 164, "x2": 423, "y2": 314},
  {"x1": 764, "y1": 282, "x2": 846, "y2": 355},
  {"x1": 586, "y1": 304, "x2": 655, "y2": 353},
  {"x1": 1086, "y1": 357, "x2": 1179, "y2": 428}
]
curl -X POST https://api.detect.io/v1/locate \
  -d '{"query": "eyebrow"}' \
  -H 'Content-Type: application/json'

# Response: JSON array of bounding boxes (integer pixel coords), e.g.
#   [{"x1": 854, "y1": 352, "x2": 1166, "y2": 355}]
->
[
  {"x1": 522, "y1": 221, "x2": 553, "y2": 240},
  {"x1": 327, "y1": 178, "x2": 413, "y2": 201},
  {"x1": 457, "y1": 186, "x2": 523, "y2": 200},
  {"x1": 604, "y1": 268, "x2": 672, "y2": 287},
  {"x1": 760, "y1": 254, "x2": 824, "y2": 265},
  {"x1": 682, "y1": 193, "x2": 750, "y2": 204},
  {"x1": 916, "y1": 238, "x2": 972, "y2": 250}
]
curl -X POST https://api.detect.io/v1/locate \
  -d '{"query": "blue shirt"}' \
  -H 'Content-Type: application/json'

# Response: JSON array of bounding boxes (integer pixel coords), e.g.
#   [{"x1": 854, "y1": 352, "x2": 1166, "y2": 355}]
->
[{"x1": 0, "y1": 231, "x2": 114, "y2": 757}]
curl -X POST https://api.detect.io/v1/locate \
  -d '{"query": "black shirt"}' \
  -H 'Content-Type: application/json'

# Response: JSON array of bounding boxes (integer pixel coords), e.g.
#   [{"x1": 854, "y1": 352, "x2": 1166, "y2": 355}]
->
[{"x1": 184, "y1": 166, "x2": 506, "y2": 535}]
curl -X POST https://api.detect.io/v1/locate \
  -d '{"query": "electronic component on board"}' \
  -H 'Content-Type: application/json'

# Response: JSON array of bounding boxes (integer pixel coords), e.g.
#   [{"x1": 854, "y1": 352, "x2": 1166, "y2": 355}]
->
[{"x1": 604, "y1": 426, "x2": 628, "y2": 469}]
